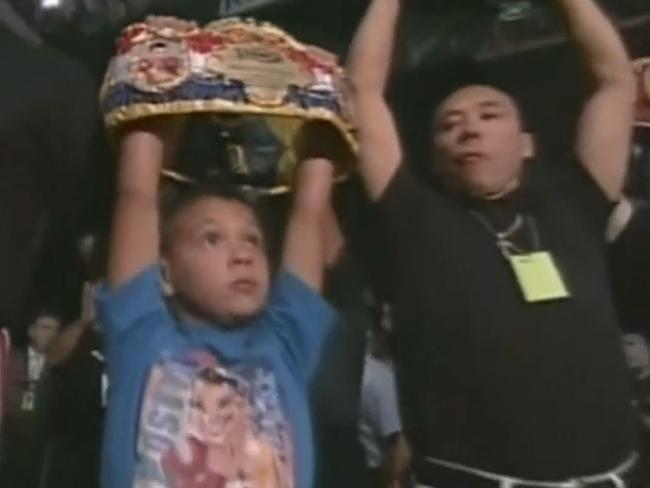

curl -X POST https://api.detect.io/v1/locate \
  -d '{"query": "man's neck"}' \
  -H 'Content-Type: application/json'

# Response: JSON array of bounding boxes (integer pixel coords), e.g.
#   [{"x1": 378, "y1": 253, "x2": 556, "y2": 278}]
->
[{"x1": 474, "y1": 179, "x2": 521, "y2": 201}]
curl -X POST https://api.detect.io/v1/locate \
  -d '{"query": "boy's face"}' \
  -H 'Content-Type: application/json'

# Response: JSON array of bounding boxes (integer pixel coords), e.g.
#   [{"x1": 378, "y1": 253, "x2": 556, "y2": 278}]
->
[{"x1": 164, "y1": 197, "x2": 270, "y2": 325}]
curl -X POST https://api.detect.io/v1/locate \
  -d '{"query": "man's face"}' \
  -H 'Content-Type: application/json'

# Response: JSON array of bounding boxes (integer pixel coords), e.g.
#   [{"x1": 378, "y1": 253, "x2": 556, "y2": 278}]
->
[
  {"x1": 28, "y1": 315, "x2": 60, "y2": 352},
  {"x1": 432, "y1": 85, "x2": 533, "y2": 199},
  {"x1": 164, "y1": 197, "x2": 270, "y2": 325}
]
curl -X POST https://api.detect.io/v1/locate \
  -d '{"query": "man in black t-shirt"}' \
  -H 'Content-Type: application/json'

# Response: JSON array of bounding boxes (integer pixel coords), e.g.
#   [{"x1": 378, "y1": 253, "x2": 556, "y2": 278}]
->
[{"x1": 346, "y1": 0, "x2": 637, "y2": 486}]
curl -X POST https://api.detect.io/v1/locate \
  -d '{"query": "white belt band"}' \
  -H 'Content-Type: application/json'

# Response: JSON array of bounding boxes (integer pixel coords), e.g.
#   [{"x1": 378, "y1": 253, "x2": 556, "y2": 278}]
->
[{"x1": 421, "y1": 452, "x2": 638, "y2": 488}]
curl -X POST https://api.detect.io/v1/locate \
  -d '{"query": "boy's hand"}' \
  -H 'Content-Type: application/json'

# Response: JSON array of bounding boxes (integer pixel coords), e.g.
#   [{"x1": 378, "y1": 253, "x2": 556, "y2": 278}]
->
[
  {"x1": 119, "y1": 116, "x2": 185, "y2": 168},
  {"x1": 295, "y1": 121, "x2": 350, "y2": 170}
]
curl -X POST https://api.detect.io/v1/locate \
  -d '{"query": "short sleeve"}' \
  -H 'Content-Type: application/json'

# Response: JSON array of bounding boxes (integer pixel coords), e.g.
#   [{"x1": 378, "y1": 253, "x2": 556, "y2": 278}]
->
[
  {"x1": 95, "y1": 266, "x2": 167, "y2": 346},
  {"x1": 552, "y1": 159, "x2": 616, "y2": 237},
  {"x1": 374, "y1": 164, "x2": 459, "y2": 245},
  {"x1": 374, "y1": 363, "x2": 403, "y2": 437},
  {"x1": 376, "y1": 165, "x2": 439, "y2": 224},
  {"x1": 266, "y1": 270, "x2": 337, "y2": 380}
]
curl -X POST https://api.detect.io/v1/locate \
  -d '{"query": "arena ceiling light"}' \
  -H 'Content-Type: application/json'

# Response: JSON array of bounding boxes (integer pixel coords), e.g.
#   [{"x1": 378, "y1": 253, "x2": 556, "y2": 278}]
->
[
  {"x1": 41, "y1": 0, "x2": 62, "y2": 9},
  {"x1": 35, "y1": 0, "x2": 75, "y2": 32}
]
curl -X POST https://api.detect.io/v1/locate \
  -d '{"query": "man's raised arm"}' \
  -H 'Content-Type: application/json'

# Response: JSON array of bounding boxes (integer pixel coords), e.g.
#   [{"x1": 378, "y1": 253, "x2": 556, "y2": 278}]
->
[
  {"x1": 556, "y1": 0, "x2": 636, "y2": 200},
  {"x1": 347, "y1": 0, "x2": 403, "y2": 201}
]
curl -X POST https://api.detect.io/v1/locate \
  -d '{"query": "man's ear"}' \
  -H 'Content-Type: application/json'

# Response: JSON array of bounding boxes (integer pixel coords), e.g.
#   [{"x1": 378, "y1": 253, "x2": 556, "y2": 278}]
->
[
  {"x1": 160, "y1": 259, "x2": 175, "y2": 297},
  {"x1": 522, "y1": 132, "x2": 536, "y2": 160}
]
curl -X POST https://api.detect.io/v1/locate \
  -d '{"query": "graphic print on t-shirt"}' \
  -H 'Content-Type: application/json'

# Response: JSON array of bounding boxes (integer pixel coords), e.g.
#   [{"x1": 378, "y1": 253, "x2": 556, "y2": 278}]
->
[{"x1": 133, "y1": 350, "x2": 294, "y2": 488}]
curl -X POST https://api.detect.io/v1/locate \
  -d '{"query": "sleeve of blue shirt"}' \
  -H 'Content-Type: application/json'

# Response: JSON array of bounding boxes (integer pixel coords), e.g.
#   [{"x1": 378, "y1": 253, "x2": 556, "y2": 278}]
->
[
  {"x1": 95, "y1": 266, "x2": 168, "y2": 359},
  {"x1": 266, "y1": 270, "x2": 337, "y2": 381}
]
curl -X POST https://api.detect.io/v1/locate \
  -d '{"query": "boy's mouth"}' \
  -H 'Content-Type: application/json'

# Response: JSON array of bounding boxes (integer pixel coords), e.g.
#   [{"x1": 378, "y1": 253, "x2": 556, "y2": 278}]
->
[{"x1": 230, "y1": 278, "x2": 258, "y2": 294}]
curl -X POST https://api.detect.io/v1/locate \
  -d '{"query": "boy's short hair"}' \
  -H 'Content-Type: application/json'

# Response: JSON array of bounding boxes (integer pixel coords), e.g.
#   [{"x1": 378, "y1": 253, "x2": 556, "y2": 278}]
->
[{"x1": 159, "y1": 181, "x2": 263, "y2": 252}]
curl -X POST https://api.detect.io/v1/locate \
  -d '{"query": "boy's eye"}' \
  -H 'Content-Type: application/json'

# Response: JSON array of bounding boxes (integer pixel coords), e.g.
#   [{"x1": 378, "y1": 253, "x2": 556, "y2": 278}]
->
[{"x1": 203, "y1": 231, "x2": 222, "y2": 245}]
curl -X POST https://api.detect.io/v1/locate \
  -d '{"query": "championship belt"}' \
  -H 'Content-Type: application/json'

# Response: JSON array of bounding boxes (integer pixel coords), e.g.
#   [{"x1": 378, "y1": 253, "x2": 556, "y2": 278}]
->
[
  {"x1": 633, "y1": 57, "x2": 650, "y2": 128},
  {"x1": 100, "y1": 16, "x2": 357, "y2": 194}
]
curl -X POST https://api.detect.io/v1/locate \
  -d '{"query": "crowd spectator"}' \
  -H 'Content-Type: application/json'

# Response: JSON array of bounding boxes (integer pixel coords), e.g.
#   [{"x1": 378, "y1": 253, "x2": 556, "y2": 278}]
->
[
  {"x1": 608, "y1": 196, "x2": 650, "y2": 486},
  {"x1": 0, "y1": 313, "x2": 61, "y2": 488},
  {"x1": 40, "y1": 277, "x2": 105, "y2": 488},
  {"x1": 359, "y1": 301, "x2": 412, "y2": 488}
]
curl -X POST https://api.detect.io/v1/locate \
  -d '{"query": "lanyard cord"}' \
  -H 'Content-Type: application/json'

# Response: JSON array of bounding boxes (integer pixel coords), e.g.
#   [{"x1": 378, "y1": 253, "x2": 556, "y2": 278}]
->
[{"x1": 470, "y1": 211, "x2": 541, "y2": 257}]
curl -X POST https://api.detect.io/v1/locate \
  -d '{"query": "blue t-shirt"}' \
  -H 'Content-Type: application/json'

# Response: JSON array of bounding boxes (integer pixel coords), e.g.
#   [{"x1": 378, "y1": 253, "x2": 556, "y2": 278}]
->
[{"x1": 96, "y1": 266, "x2": 335, "y2": 488}]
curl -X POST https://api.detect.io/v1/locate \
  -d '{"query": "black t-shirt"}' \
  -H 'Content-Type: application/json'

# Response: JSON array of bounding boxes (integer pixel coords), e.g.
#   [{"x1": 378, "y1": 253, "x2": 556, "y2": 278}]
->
[{"x1": 377, "y1": 164, "x2": 635, "y2": 479}]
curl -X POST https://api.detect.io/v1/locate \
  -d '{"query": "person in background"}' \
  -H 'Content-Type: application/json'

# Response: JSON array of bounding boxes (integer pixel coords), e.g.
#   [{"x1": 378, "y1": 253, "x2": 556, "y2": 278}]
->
[
  {"x1": 359, "y1": 298, "x2": 412, "y2": 488},
  {"x1": 608, "y1": 195, "x2": 650, "y2": 487},
  {"x1": 622, "y1": 334, "x2": 650, "y2": 429},
  {"x1": 40, "y1": 233, "x2": 106, "y2": 488},
  {"x1": 0, "y1": 312, "x2": 61, "y2": 488}
]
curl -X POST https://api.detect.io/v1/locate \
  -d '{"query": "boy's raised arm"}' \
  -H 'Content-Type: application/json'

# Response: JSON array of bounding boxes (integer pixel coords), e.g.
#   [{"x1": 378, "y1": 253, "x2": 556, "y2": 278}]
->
[
  {"x1": 107, "y1": 122, "x2": 176, "y2": 288},
  {"x1": 282, "y1": 158, "x2": 335, "y2": 292}
]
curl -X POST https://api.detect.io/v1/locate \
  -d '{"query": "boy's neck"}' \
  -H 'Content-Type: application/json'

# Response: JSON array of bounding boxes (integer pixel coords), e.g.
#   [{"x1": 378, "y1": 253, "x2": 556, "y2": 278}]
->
[{"x1": 170, "y1": 298, "x2": 243, "y2": 331}]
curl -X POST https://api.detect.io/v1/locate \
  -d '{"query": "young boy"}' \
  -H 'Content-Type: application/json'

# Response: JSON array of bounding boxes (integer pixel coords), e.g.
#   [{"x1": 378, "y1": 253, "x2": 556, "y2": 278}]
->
[{"x1": 97, "y1": 118, "x2": 338, "y2": 488}]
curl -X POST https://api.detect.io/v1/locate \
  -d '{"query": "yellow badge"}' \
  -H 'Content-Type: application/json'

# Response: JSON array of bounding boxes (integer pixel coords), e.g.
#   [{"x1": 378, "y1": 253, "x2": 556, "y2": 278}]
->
[{"x1": 508, "y1": 252, "x2": 570, "y2": 303}]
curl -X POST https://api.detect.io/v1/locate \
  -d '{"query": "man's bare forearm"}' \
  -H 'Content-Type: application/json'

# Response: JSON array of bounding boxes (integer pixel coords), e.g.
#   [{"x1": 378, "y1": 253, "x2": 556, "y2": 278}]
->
[{"x1": 347, "y1": 0, "x2": 401, "y2": 95}]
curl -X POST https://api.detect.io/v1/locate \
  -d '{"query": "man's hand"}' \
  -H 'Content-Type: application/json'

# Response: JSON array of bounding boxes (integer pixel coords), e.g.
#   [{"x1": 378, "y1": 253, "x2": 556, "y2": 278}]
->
[{"x1": 107, "y1": 116, "x2": 184, "y2": 287}]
